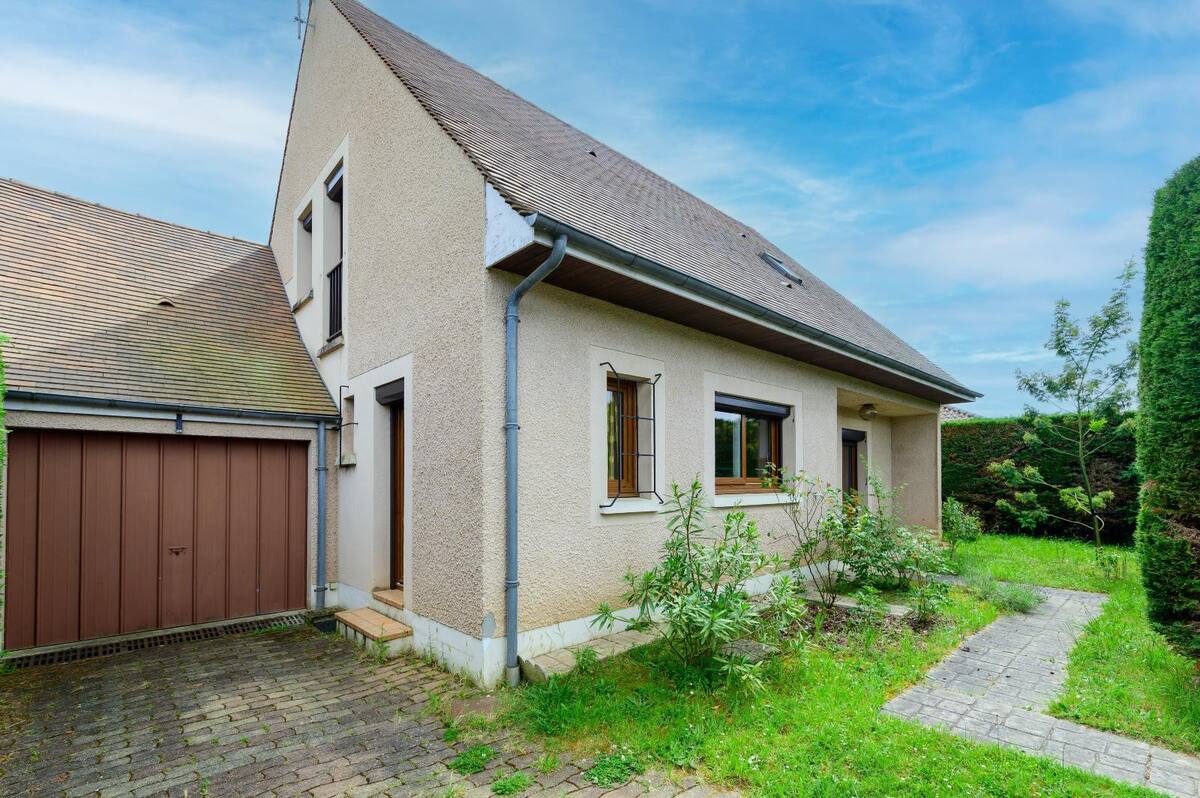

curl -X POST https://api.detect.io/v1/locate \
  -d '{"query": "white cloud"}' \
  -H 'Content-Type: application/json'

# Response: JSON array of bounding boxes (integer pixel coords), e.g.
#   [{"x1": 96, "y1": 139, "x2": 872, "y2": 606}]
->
[
  {"x1": 0, "y1": 48, "x2": 287, "y2": 152},
  {"x1": 1052, "y1": 0, "x2": 1200, "y2": 37},
  {"x1": 963, "y1": 347, "x2": 1053, "y2": 364}
]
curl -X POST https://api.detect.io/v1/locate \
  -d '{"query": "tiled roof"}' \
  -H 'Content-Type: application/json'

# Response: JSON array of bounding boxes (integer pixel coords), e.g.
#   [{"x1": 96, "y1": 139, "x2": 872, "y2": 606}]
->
[
  {"x1": 330, "y1": 0, "x2": 973, "y2": 396},
  {"x1": 940, "y1": 405, "x2": 979, "y2": 421},
  {"x1": 0, "y1": 179, "x2": 336, "y2": 417}
]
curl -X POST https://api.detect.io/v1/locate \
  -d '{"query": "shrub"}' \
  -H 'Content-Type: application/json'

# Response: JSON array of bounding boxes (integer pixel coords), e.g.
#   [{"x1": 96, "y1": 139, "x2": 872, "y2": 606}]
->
[
  {"x1": 594, "y1": 479, "x2": 803, "y2": 686},
  {"x1": 835, "y1": 475, "x2": 949, "y2": 590},
  {"x1": 941, "y1": 497, "x2": 983, "y2": 554},
  {"x1": 942, "y1": 415, "x2": 1137, "y2": 543},
  {"x1": 766, "y1": 467, "x2": 844, "y2": 607},
  {"x1": 1137, "y1": 155, "x2": 1200, "y2": 662},
  {"x1": 908, "y1": 580, "x2": 951, "y2": 625}
]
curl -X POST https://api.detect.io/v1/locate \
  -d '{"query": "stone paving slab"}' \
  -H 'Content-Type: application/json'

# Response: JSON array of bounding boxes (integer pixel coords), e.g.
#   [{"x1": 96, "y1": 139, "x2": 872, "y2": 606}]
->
[
  {"x1": 884, "y1": 585, "x2": 1200, "y2": 797},
  {"x1": 0, "y1": 626, "x2": 732, "y2": 797}
]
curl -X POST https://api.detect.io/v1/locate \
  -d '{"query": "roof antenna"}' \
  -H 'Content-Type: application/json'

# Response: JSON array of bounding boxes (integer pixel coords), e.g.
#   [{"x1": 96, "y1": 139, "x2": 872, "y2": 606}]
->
[{"x1": 294, "y1": 0, "x2": 313, "y2": 40}]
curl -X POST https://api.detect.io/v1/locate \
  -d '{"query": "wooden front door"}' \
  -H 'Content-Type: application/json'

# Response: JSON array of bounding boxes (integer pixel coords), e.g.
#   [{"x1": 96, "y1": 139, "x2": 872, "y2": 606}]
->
[{"x1": 390, "y1": 403, "x2": 404, "y2": 588}]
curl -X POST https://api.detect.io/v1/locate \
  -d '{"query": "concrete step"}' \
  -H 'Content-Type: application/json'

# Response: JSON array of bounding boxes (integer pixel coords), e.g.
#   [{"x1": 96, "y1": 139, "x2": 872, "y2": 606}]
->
[
  {"x1": 369, "y1": 589, "x2": 406, "y2": 622},
  {"x1": 519, "y1": 626, "x2": 658, "y2": 683},
  {"x1": 335, "y1": 607, "x2": 412, "y2": 659}
]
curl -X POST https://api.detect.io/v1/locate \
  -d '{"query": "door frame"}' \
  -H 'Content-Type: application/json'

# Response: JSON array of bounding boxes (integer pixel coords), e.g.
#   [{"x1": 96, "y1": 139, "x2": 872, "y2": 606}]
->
[{"x1": 389, "y1": 400, "x2": 404, "y2": 589}]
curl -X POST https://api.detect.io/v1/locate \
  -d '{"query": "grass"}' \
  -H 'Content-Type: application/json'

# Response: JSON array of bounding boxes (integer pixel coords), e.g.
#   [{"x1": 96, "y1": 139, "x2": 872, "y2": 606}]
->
[
  {"x1": 956, "y1": 534, "x2": 1200, "y2": 755},
  {"x1": 449, "y1": 744, "x2": 496, "y2": 775},
  {"x1": 950, "y1": 533, "x2": 1135, "y2": 593},
  {"x1": 490, "y1": 770, "x2": 533, "y2": 795},
  {"x1": 504, "y1": 589, "x2": 1152, "y2": 797}
]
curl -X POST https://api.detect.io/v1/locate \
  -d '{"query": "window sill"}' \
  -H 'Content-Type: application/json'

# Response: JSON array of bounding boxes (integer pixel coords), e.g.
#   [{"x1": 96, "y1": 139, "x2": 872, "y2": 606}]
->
[
  {"x1": 599, "y1": 497, "x2": 663, "y2": 515},
  {"x1": 317, "y1": 335, "x2": 344, "y2": 358},
  {"x1": 291, "y1": 290, "x2": 313, "y2": 312},
  {"x1": 711, "y1": 492, "x2": 795, "y2": 508}
]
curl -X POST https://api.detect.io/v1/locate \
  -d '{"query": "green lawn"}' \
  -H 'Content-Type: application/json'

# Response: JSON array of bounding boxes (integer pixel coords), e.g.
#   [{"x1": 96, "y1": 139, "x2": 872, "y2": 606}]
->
[
  {"x1": 955, "y1": 534, "x2": 1200, "y2": 756},
  {"x1": 503, "y1": 589, "x2": 1152, "y2": 797}
]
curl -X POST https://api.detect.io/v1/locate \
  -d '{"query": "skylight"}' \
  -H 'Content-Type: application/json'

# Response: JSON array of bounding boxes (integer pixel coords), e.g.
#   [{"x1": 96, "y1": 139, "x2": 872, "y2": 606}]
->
[{"x1": 760, "y1": 252, "x2": 803, "y2": 285}]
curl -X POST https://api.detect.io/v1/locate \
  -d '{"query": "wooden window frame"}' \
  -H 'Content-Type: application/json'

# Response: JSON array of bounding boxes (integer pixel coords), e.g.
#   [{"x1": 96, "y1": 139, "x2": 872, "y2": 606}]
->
[
  {"x1": 607, "y1": 375, "x2": 639, "y2": 498},
  {"x1": 714, "y1": 405, "x2": 784, "y2": 496}
]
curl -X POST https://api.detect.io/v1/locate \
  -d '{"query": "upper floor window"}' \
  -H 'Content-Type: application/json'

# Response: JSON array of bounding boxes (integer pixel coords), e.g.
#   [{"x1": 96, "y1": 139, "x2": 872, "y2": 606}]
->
[
  {"x1": 714, "y1": 393, "x2": 789, "y2": 494},
  {"x1": 295, "y1": 206, "x2": 313, "y2": 300},
  {"x1": 324, "y1": 164, "x2": 344, "y2": 340}
]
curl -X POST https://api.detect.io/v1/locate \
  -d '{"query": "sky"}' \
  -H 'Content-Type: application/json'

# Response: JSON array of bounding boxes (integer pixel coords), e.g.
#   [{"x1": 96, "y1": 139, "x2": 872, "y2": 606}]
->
[{"x1": 3, "y1": 0, "x2": 1197, "y2": 415}]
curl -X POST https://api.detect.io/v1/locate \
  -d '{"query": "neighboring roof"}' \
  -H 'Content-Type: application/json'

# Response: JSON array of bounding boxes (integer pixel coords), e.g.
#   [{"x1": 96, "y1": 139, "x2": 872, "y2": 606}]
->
[
  {"x1": 329, "y1": 0, "x2": 976, "y2": 399},
  {"x1": 0, "y1": 179, "x2": 336, "y2": 417},
  {"x1": 940, "y1": 405, "x2": 979, "y2": 421}
]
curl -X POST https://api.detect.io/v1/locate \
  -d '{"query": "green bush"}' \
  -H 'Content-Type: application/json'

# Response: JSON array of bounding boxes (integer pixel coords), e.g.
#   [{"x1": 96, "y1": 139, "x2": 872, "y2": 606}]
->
[
  {"x1": 941, "y1": 497, "x2": 983, "y2": 554},
  {"x1": 1137, "y1": 155, "x2": 1200, "y2": 661},
  {"x1": 594, "y1": 479, "x2": 804, "y2": 687},
  {"x1": 942, "y1": 415, "x2": 1137, "y2": 543}
]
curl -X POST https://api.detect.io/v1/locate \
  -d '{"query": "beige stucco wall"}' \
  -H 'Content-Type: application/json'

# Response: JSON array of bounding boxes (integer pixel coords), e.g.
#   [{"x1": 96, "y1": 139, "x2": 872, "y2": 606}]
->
[
  {"x1": 891, "y1": 414, "x2": 942, "y2": 529},
  {"x1": 270, "y1": 0, "x2": 488, "y2": 634},
  {"x1": 478, "y1": 280, "x2": 943, "y2": 632}
]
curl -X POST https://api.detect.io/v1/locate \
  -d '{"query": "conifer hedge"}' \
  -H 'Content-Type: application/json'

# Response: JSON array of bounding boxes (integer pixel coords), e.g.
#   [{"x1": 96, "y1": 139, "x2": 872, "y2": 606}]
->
[
  {"x1": 942, "y1": 415, "x2": 1137, "y2": 543},
  {"x1": 1137, "y1": 156, "x2": 1200, "y2": 660}
]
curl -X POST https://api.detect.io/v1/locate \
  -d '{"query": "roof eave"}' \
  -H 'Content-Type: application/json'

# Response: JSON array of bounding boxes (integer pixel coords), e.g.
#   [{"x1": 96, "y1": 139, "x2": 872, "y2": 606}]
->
[{"x1": 523, "y1": 213, "x2": 982, "y2": 404}]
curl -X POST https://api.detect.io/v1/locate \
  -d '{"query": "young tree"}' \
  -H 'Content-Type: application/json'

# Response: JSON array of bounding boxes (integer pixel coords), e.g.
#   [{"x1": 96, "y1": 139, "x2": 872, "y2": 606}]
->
[
  {"x1": 1137, "y1": 155, "x2": 1200, "y2": 662},
  {"x1": 988, "y1": 265, "x2": 1138, "y2": 556}
]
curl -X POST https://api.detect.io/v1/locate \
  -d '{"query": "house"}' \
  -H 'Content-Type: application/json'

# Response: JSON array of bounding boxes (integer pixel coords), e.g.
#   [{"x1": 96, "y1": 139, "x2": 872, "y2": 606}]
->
[{"x1": 0, "y1": 0, "x2": 978, "y2": 686}]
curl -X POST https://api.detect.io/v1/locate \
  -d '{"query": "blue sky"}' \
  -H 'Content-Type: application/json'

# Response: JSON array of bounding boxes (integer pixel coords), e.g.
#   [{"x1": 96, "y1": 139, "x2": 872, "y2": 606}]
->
[{"x1": 3, "y1": 0, "x2": 1197, "y2": 415}]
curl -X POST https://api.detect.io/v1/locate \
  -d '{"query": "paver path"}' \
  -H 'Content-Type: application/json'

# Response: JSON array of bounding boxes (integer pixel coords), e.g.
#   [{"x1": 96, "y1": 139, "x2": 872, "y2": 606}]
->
[
  {"x1": 0, "y1": 626, "x2": 734, "y2": 797},
  {"x1": 884, "y1": 586, "x2": 1200, "y2": 797}
]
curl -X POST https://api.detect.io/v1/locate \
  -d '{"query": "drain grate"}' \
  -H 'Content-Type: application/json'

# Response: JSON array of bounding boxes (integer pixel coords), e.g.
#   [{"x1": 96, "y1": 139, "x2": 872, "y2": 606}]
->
[{"x1": 5, "y1": 613, "x2": 308, "y2": 669}]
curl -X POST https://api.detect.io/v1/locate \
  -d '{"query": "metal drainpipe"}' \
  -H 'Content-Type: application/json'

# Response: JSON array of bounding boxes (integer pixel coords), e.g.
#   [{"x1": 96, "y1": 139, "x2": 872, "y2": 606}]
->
[
  {"x1": 315, "y1": 419, "x2": 328, "y2": 610},
  {"x1": 504, "y1": 234, "x2": 568, "y2": 687}
]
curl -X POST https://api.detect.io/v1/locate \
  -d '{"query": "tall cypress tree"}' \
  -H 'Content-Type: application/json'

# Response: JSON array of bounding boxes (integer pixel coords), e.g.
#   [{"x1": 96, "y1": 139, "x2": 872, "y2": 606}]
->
[{"x1": 1137, "y1": 155, "x2": 1200, "y2": 661}]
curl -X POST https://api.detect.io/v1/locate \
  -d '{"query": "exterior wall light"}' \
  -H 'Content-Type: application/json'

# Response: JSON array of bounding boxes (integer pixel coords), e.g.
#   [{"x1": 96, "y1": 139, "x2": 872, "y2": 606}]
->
[{"x1": 858, "y1": 403, "x2": 878, "y2": 421}]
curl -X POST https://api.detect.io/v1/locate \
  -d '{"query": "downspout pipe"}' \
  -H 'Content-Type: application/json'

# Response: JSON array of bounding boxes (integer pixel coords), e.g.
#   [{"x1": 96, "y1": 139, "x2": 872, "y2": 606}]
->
[
  {"x1": 315, "y1": 419, "x2": 329, "y2": 610},
  {"x1": 504, "y1": 233, "x2": 568, "y2": 687}
]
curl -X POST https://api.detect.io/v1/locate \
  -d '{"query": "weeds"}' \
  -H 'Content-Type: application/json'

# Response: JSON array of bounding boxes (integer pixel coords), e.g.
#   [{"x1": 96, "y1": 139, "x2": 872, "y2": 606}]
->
[
  {"x1": 490, "y1": 771, "x2": 533, "y2": 795},
  {"x1": 449, "y1": 744, "x2": 495, "y2": 775},
  {"x1": 584, "y1": 750, "x2": 641, "y2": 787}
]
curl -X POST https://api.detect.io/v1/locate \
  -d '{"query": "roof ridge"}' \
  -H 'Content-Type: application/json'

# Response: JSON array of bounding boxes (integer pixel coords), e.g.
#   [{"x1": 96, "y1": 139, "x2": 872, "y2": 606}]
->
[{"x1": 0, "y1": 177, "x2": 269, "y2": 250}]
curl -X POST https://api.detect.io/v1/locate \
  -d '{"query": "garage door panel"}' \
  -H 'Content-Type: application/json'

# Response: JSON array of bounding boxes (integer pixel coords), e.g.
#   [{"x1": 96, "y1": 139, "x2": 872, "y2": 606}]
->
[
  {"x1": 287, "y1": 443, "x2": 308, "y2": 610},
  {"x1": 258, "y1": 444, "x2": 289, "y2": 614},
  {"x1": 5, "y1": 431, "x2": 41, "y2": 651},
  {"x1": 195, "y1": 440, "x2": 229, "y2": 623},
  {"x1": 160, "y1": 439, "x2": 196, "y2": 628},
  {"x1": 228, "y1": 441, "x2": 260, "y2": 619},
  {"x1": 81, "y1": 435, "x2": 123, "y2": 640},
  {"x1": 121, "y1": 436, "x2": 161, "y2": 634},
  {"x1": 4, "y1": 430, "x2": 308, "y2": 650},
  {"x1": 36, "y1": 432, "x2": 82, "y2": 646}
]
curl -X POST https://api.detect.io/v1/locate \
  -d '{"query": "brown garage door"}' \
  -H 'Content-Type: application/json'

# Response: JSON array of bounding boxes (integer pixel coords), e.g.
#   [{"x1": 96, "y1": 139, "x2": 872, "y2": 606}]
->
[{"x1": 4, "y1": 429, "x2": 309, "y2": 650}]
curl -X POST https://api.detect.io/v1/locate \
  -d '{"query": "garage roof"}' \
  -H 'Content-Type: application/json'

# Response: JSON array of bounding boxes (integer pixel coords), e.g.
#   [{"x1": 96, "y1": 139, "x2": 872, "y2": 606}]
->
[
  {"x1": 0, "y1": 179, "x2": 337, "y2": 417},
  {"x1": 329, "y1": 0, "x2": 977, "y2": 400}
]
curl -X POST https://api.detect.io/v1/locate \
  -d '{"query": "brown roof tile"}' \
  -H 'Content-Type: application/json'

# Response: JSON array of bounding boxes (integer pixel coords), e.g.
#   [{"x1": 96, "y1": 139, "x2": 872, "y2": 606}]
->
[
  {"x1": 0, "y1": 179, "x2": 336, "y2": 417},
  {"x1": 330, "y1": 0, "x2": 974, "y2": 397}
]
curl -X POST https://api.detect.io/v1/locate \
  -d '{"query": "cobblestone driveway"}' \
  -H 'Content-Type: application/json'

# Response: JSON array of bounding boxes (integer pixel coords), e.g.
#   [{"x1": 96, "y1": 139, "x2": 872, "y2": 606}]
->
[{"x1": 0, "y1": 627, "x2": 731, "y2": 798}]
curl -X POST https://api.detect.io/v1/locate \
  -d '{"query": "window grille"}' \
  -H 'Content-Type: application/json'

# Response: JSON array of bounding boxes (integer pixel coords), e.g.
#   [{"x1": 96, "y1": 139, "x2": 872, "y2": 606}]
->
[{"x1": 600, "y1": 362, "x2": 662, "y2": 507}]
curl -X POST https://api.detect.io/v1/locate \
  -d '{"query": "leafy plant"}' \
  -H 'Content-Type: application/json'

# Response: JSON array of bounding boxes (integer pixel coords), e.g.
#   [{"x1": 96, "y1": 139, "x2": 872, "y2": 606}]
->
[
  {"x1": 490, "y1": 771, "x2": 533, "y2": 795},
  {"x1": 573, "y1": 646, "x2": 599, "y2": 674},
  {"x1": 850, "y1": 586, "x2": 888, "y2": 627},
  {"x1": 584, "y1": 750, "x2": 641, "y2": 787},
  {"x1": 909, "y1": 581, "x2": 950, "y2": 625},
  {"x1": 766, "y1": 467, "x2": 843, "y2": 607},
  {"x1": 988, "y1": 265, "x2": 1138, "y2": 557},
  {"x1": 594, "y1": 479, "x2": 798, "y2": 686},
  {"x1": 835, "y1": 474, "x2": 949, "y2": 590},
  {"x1": 941, "y1": 497, "x2": 983, "y2": 554},
  {"x1": 449, "y1": 745, "x2": 496, "y2": 775},
  {"x1": 1137, "y1": 154, "x2": 1200, "y2": 663}
]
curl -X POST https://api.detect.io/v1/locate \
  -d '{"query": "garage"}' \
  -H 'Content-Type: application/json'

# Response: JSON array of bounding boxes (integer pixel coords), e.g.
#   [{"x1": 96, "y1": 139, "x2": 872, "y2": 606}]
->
[{"x1": 4, "y1": 429, "x2": 310, "y2": 650}]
